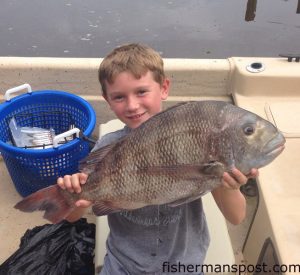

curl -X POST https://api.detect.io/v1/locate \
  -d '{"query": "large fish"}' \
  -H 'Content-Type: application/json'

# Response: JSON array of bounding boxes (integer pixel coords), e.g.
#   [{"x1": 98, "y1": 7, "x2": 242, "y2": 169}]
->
[{"x1": 15, "y1": 101, "x2": 285, "y2": 223}]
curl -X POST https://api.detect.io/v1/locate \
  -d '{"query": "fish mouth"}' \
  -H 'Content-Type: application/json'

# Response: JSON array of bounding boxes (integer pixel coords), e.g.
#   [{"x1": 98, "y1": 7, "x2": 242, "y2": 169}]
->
[
  {"x1": 263, "y1": 131, "x2": 286, "y2": 159},
  {"x1": 266, "y1": 144, "x2": 285, "y2": 157}
]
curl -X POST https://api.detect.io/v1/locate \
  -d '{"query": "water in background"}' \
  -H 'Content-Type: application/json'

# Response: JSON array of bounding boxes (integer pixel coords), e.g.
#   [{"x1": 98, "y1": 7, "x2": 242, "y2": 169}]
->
[{"x1": 0, "y1": 0, "x2": 299, "y2": 58}]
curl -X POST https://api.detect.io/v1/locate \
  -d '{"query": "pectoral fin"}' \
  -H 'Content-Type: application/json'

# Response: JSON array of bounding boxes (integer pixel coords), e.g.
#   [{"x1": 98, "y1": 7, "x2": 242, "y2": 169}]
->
[{"x1": 201, "y1": 161, "x2": 225, "y2": 177}]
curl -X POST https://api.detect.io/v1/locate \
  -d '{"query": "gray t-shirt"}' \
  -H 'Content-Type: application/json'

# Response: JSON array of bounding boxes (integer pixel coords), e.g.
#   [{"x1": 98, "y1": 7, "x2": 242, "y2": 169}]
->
[{"x1": 93, "y1": 127, "x2": 210, "y2": 275}]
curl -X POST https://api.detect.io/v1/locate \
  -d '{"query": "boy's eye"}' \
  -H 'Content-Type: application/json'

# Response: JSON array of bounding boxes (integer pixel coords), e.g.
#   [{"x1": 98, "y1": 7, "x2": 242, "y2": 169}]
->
[
  {"x1": 112, "y1": 95, "x2": 124, "y2": 101},
  {"x1": 137, "y1": 90, "x2": 147, "y2": 96}
]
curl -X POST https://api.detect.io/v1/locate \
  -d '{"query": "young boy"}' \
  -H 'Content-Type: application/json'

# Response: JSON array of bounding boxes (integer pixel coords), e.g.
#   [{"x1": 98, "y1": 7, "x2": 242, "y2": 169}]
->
[{"x1": 57, "y1": 43, "x2": 258, "y2": 275}]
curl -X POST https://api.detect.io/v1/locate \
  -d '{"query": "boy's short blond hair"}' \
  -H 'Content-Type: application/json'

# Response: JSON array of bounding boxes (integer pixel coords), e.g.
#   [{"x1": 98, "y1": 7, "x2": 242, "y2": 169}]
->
[{"x1": 98, "y1": 43, "x2": 166, "y2": 96}]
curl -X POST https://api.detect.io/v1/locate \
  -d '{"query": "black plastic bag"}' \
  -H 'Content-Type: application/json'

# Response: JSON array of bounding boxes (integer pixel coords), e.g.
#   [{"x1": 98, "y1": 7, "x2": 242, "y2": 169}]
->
[{"x1": 0, "y1": 218, "x2": 95, "y2": 275}]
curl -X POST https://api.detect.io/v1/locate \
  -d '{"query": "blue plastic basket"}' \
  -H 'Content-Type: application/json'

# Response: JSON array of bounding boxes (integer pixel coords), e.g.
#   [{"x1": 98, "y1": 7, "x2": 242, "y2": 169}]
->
[{"x1": 0, "y1": 84, "x2": 96, "y2": 197}]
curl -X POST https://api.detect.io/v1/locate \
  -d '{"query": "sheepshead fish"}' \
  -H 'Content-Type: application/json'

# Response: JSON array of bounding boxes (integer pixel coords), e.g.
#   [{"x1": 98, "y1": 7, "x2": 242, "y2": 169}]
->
[{"x1": 15, "y1": 101, "x2": 285, "y2": 223}]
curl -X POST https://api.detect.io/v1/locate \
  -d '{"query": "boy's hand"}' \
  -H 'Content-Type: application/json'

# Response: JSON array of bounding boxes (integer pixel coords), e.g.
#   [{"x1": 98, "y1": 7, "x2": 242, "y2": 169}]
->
[
  {"x1": 57, "y1": 173, "x2": 87, "y2": 193},
  {"x1": 222, "y1": 168, "x2": 259, "y2": 190},
  {"x1": 57, "y1": 173, "x2": 92, "y2": 208}
]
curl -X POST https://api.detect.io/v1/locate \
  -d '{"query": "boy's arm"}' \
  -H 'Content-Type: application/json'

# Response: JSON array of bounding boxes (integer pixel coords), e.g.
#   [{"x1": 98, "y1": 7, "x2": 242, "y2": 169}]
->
[
  {"x1": 212, "y1": 168, "x2": 258, "y2": 225},
  {"x1": 57, "y1": 173, "x2": 92, "y2": 222}
]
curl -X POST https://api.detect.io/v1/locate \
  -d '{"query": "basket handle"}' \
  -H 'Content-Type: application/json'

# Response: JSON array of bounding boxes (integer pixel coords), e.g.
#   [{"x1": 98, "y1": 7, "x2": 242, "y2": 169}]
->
[
  {"x1": 53, "y1": 128, "x2": 80, "y2": 148},
  {"x1": 5, "y1": 83, "x2": 32, "y2": 101}
]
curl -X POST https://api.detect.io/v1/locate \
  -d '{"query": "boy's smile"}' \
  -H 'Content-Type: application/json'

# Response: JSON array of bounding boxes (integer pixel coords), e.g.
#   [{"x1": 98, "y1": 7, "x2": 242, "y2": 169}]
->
[{"x1": 103, "y1": 71, "x2": 170, "y2": 129}]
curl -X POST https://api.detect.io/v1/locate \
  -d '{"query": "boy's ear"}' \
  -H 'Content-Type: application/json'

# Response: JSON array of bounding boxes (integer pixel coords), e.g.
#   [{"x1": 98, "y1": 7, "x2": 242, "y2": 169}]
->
[
  {"x1": 102, "y1": 93, "x2": 108, "y2": 102},
  {"x1": 102, "y1": 93, "x2": 113, "y2": 110},
  {"x1": 161, "y1": 78, "x2": 170, "y2": 100}
]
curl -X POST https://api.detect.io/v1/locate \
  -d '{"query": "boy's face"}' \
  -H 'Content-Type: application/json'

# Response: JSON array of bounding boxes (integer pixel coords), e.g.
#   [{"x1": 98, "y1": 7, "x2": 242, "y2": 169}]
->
[{"x1": 103, "y1": 71, "x2": 170, "y2": 129}]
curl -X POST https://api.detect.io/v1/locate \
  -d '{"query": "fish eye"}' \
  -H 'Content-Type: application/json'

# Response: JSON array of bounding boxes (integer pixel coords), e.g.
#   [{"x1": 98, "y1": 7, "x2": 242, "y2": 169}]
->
[{"x1": 243, "y1": 125, "x2": 255, "y2": 135}]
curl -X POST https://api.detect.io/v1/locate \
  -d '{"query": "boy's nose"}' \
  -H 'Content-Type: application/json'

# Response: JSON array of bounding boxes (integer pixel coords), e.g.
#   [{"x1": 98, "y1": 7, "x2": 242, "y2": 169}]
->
[{"x1": 126, "y1": 97, "x2": 139, "y2": 111}]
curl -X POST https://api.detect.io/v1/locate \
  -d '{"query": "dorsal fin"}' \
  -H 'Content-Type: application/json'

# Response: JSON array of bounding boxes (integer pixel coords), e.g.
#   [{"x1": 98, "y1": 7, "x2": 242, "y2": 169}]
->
[
  {"x1": 79, "y1": 131, "x2": 131, "y2": 174},
  {"x1": 151, "y1": 102, "x2": 191, "y2": 118},
  {"x1": 79, "y1": 142, "x2": 117, "y2": 174}
]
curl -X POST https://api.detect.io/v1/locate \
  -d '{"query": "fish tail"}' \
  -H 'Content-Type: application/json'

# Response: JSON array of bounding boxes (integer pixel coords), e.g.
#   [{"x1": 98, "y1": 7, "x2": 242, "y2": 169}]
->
[{"x1": 14, "y1": 185, "x2": 75, "y2": 224}]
